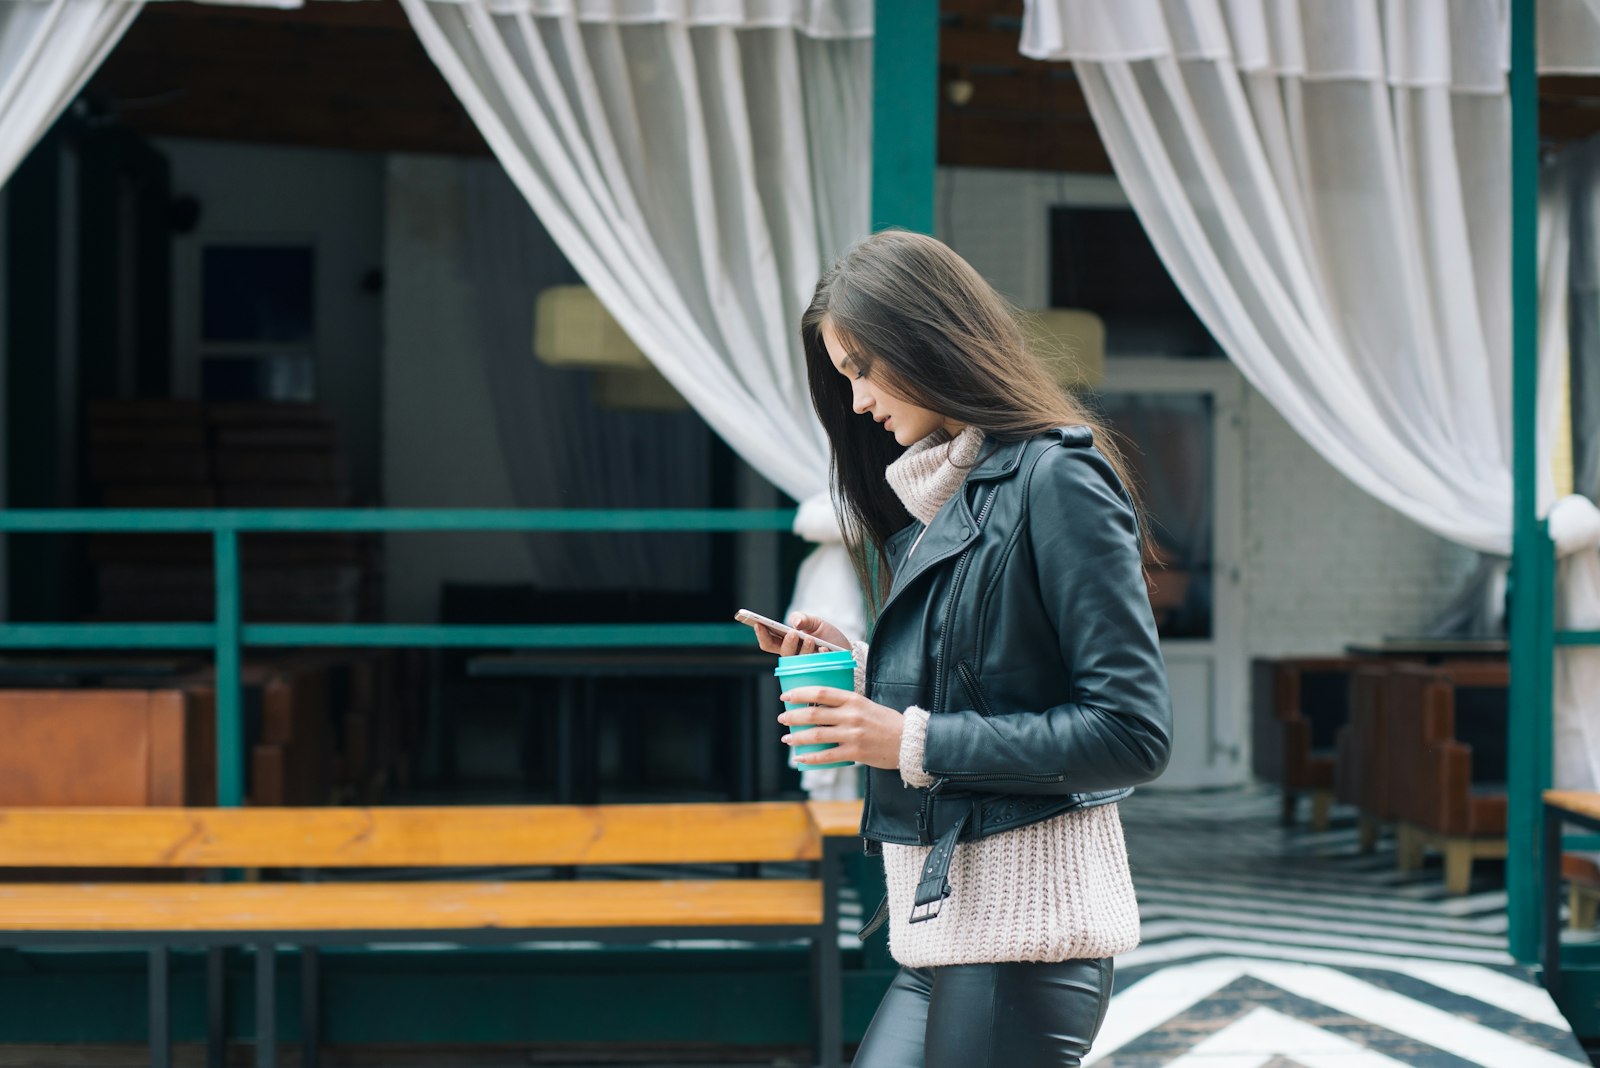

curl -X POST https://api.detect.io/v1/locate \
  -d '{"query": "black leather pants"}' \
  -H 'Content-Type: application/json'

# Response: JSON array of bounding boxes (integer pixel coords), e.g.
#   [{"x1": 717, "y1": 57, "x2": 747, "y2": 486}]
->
[{"x1": 851, "y1": 958, "x2": 1113, "y2": 1068}]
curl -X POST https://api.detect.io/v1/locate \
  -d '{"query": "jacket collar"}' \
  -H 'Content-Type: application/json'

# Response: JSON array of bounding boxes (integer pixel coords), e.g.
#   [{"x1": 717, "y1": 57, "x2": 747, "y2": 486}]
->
[
  {"x1": 967, "y1": 426, "x2": 1092, "y2": 482},
  {"x1": 878, "y1": 426, "x2": 1093, "y2": 594}
]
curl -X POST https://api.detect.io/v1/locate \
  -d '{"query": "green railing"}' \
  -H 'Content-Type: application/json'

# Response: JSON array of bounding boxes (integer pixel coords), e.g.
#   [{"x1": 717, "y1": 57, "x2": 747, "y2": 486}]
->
[{"x1": 0, "y1": 508, "x2": 797, "y2": 807}]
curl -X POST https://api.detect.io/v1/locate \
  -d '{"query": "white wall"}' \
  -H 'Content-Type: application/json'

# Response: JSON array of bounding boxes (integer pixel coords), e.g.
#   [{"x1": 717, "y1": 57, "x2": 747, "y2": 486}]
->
[
  {"x1": 159, "y1": 138, "x2": 386, "y2": 504},
  {"x1": 934, "y1": 164, "x2": 1481, "y2": 663}
]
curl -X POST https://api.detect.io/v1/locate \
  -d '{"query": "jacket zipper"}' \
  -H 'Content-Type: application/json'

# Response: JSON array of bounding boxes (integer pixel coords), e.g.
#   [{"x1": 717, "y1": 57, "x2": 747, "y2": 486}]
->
[
  {"x1": 956, "y1": 661, "x2": 995, "y2": 718},
  {"x1": 929, "y1": 771, "x2": 1066, "y2": 794},
  {"x1": 929, "y1": 485, "x2": 998, "y2": 713},
  {"x1": 918, "y1": 484, "x2": 999, "y2": 842}
]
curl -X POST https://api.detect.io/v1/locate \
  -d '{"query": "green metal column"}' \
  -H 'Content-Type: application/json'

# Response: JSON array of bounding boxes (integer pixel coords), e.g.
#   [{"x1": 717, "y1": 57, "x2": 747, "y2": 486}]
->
[
  {"x1": 213, "y1": 527, "x2": 244, "y2": 807},
  {"x1": 1508, "y1": 0, "x2": 1553, "y2": 964},
  {"x1": 870, "y1": 0, "x2": 938, "y2": 235}
]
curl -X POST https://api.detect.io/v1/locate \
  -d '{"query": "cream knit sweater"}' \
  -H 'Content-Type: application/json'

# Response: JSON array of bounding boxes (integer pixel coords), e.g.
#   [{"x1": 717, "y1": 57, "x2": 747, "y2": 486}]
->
[{"x1": 862, "y1": 427, "x2": 1141, "y2": 968}]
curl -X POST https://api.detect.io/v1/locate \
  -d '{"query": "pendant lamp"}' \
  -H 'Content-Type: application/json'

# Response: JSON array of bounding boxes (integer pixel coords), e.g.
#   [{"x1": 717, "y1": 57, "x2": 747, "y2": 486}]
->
[{"x1": 1019, "y1": 309, "x2": 1105, "y2": 389}]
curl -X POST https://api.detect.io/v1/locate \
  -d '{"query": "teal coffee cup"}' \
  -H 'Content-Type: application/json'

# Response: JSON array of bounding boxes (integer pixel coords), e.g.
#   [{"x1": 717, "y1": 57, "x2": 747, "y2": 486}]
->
[{"x1": 775, "y1": 649, "x2": 857, "y2": 769}]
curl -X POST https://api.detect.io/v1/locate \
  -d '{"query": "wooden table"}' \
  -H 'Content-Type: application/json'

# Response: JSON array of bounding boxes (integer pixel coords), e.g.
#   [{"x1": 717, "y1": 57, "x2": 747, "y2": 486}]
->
[
  {"x1": 468, "y1": 649, "x2": 778, "y2": 804},
  {"x1": 1344, "y1": 638, "x2": 1509, "y2": 661},
  {"x1": 1542, "y1": 790, "x2": 1600, "y2": 996}
]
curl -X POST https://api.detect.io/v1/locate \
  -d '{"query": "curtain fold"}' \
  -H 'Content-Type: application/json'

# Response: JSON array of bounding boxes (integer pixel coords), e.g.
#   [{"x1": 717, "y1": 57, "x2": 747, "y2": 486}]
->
[
  {"x1": 460, "y1": 159, "x2": 713, "y2": 592},
  {"x1": 1024, "y1": 0, "x2": 1569, "y2": 558},
  {"x1": 1571, "y1": 136, "x2": 1600, "y2": 501},
  {"x1": 0, "y1": 0, "x2": 141, "y2": 185},
  {"x1": 397, "y1": 2, "x2": 871, "y2": 795}
]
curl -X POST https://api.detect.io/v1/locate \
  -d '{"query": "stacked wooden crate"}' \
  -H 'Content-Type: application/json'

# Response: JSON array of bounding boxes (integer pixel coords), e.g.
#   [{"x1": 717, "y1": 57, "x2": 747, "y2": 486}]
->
[{"x1": 86, "y1": 399, "x2": 379, "y2": 622}]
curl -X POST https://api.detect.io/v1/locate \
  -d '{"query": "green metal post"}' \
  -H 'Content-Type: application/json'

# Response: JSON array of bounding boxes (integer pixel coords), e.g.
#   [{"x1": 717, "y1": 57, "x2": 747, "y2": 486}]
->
[
  {"x1": 870, "y1": 0, "x2": 938, "y2": 235},
  {"x1": 1507, "y1": 0, "x2": 1551, "y2": 964},
  {"x1": 213, "y1": 528, "x2": 244, "y2": 808}
]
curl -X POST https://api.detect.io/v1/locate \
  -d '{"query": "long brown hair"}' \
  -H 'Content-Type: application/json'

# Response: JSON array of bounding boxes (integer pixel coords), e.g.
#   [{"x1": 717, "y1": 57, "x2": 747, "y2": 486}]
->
[{"x1": 800, "y1": 230, "x2": 1145, "y2": 609}]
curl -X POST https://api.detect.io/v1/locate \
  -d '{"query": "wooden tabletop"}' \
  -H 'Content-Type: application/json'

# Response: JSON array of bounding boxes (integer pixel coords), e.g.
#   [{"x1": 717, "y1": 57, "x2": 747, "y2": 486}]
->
[
  {"x1": 1545, "y1": 790, "x2": 1600, "y2": 822},
  {"x1": 1344, "y1": 638, "x2": 1508, "y2": 657},
  {"x1": 807, "y1": 800, "x2": 864, "y2": 838}
]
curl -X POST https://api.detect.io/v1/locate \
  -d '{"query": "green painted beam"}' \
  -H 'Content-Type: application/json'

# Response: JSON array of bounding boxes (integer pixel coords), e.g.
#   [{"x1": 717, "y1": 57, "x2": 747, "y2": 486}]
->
[
  {"x1": 0, "y1": 509, "x2": 797, "y2": 533},
  {"x1": 0, "y1": 624, "x2": 216, "y2": 648},
  {"x1": 1507, "y1": 0, "x2": 1550, "y2": 965},
  {"x1": 870, "y1": 0, "x2": 938, "y2": 234},
  {"x1": 1556, "y1": 631, "x2": 1600, "y2": 645},
  {"x1": 244, "y1": 623, "x2": 757, "y2": 648},
  {"x1": 0, "y1": 623, "x2": 761, "y2": 650}
]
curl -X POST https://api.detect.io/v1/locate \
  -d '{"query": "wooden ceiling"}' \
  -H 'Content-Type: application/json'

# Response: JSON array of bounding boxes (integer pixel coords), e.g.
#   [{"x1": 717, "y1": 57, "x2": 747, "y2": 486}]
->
[
  {"x1": 84, "y1": 0, "x2": 1600, "y2": 171},
  {"x1": 84, "y1": 0, "x2": 489, "y2": 157}
]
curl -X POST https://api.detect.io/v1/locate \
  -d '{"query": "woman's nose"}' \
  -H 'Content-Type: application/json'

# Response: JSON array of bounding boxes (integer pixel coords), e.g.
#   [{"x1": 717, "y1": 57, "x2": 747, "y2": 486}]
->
[{"x1": 851, "y1": 384, "x2": 872, "y2": 415}]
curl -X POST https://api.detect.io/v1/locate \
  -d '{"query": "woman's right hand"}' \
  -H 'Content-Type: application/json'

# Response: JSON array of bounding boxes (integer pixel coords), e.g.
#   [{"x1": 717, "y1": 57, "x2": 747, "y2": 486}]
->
[{"x1": 752, "y1": 613, "x2": 852, "y2": 657}]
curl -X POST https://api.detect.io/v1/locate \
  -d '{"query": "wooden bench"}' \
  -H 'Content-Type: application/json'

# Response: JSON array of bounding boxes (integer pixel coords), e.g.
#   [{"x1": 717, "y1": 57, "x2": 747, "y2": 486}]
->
[{"x1": 0, "y1": 800, "x2": 863, "y2": 1068}]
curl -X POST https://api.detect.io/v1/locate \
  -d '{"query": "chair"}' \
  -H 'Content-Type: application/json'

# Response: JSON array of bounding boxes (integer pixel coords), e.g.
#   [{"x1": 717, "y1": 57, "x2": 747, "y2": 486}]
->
[
  {"x1": 1334, "y1": 663, "x2": 1396, "y2": 851},
  {"x1": 1385, "y1": 662, "x2": 1510, "y2": 894},
  {"x1": 1251, "y1": 657, "x2": 1365, "y2": 829}
]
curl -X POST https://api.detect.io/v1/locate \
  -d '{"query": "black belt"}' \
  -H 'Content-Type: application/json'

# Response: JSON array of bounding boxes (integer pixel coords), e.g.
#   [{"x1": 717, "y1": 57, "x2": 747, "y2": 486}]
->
[
  {"x1": 911, "y1": 808, "x2": 969, "y2": 923},
  {"x1": 858, "y1": 807, "x2": 972, "y2": 940}
]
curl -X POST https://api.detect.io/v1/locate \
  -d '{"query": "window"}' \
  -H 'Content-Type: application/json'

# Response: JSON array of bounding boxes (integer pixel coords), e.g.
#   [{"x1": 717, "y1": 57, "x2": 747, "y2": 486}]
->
[
  {"x1": 1050, "y1": 207, "x2": 1221, "y2": 359},
  {"x1": 199, "y1": 245, "x2": 315, "y2": 401}
]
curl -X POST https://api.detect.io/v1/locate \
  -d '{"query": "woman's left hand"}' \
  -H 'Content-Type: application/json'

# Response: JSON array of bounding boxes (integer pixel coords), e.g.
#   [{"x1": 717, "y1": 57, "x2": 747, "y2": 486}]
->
[{"x1": 778, "y1": 687, "x2": 904, "y2": 769}]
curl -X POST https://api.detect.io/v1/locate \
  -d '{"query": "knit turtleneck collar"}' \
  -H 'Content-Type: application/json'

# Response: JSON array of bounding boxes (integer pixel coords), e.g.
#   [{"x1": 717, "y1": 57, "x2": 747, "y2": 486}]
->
[{"x1": 884, "y1": 426, "x2": 985, "y2": 525}]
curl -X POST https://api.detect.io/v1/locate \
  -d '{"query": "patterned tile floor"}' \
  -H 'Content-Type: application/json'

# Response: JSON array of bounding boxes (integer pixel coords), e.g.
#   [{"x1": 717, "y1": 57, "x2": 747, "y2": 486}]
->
[{"x1": 1093, "y1": 785, "x2": 1589, "y2": 1067}]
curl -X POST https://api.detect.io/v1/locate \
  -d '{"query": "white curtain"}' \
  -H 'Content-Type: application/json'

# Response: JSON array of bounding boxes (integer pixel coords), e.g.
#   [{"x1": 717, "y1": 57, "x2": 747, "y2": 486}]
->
[
  {"x1": 1553, "y1": 495, "x2": 1600, "y2": 792},
  {"x1": 0, "y1": 0, "x2": 140, "y2": 185},
  {"x1": 397, "y1": 0, "x2": 872, "y2": 649},
  {"x1": 460, "y1": 158, "x2": 713, "y2": 593},
  {"x1": 1021, "y1": 0, "x2": 1581, "y2": 556}
]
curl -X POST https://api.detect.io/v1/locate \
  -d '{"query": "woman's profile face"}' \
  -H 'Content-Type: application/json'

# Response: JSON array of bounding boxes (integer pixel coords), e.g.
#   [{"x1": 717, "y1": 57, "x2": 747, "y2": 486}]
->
[{"x1": 822, "y1": 320, "x2": 957, "y2": 447}]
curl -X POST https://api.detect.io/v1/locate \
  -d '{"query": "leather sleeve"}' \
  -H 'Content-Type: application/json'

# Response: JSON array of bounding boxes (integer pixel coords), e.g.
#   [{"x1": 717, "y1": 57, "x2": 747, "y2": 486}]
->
[{"x1": 920, "y1": 443, "x2": 1173, "y2": 794}]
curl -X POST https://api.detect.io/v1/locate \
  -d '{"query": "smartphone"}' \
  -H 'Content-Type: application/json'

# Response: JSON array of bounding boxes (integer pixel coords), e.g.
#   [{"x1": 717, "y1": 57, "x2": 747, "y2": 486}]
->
[{"x1": 734, "y1": 609, "x2": 850, "y2": 653}]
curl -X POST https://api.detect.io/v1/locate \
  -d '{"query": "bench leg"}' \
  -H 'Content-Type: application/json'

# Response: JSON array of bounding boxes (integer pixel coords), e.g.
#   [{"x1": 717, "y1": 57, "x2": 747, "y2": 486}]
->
[
  {"x1": 1546, "y1": 804, "x2": 1565, "y2": 997},
  {"x1": 813, "y1": 840, "x2": 843, "y2": 1068},
  {"x1": 208, "y1": 947, "x2": 227, "y2": 1068},
  {"x1": 149, "y1": 947, "x2": 170, "y2": 1068},
  {"x1": 256, "y1": 943, "x2": 277, "y2": 1068},
  {"x1": 301, "y1": 946, "x2": 320, "y2": 1068},
  {"x1": 1280, "y1": 790, "x2": 1297, "y2": 826}
]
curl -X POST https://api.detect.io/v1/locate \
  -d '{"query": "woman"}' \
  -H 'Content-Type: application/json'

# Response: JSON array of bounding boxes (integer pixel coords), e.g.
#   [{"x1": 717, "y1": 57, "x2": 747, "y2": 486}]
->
[{"x1": 750, "y1": 231, "x2": 1172, "y2": 1066}]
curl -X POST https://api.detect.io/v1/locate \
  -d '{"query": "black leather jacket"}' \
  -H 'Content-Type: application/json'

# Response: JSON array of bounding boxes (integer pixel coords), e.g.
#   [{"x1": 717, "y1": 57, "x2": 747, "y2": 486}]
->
[{"x1": 858, "y1": 426, "x2": 1172, "y2": 922}]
